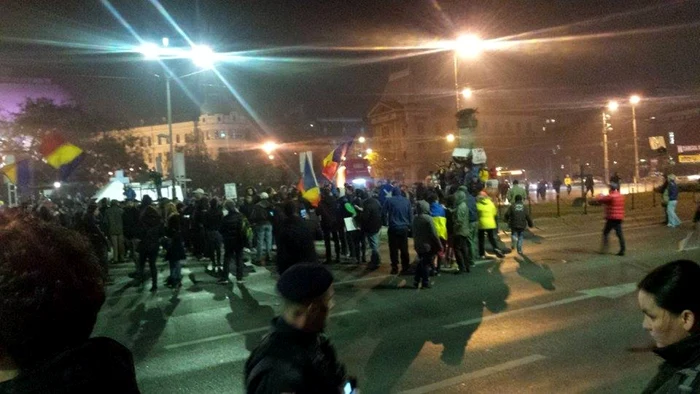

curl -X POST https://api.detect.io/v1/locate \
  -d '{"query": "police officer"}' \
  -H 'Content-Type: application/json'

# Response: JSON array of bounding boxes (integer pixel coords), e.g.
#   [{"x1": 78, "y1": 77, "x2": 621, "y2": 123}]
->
[{"x1": 245, "y1": 264, "x2": 352, "y2": 393}]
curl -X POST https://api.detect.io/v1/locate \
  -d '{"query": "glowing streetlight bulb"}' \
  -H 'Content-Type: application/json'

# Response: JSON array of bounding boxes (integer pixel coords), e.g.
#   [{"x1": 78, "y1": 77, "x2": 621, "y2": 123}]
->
[
  {"x1": 53, "y1": 181, "x2": 61, "y2": 189},
  {"x1": 365, "y1": 148, "x2": 373, "y2": 154},
  {"x1": 262, "y1": 141, "x2": 278, "y2": 154},
  {"x1": 630, "y1": 95, "x2": 641, "y2": 105},
  {"x1": 191, "y1": 45, "x2": 216, "y2": 69},
  {"x1": 268, "y1": 154, "x2": 275, "y2": 160},
  {"x1": 607, "y1": 100, "x2": 619, "y2": 112},
  {"x1": 461, "y1": 88, "x2": 473, "y2": 99},
  {"x1": 138, "y1": 42, "x2": 160, "y2": 60},
  {"x1": 446, "y1": 133, "x2": 456, "y2": 143},
  {"x1": 455, "y1": 34, "x2": 483, "y2": 59},
  {"x1": 358, "y1": 136, "x2": 366, "y2": 143}
]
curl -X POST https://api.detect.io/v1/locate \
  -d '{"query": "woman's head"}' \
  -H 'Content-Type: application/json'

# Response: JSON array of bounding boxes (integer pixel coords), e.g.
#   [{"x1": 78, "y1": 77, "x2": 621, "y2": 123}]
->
[{"x1": 637, "y1": 260, "x2": 700, "y2": 348}]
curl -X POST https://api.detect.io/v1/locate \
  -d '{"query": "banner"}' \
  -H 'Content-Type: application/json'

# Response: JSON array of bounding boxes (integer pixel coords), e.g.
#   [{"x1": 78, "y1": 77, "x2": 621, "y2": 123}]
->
[
  {"x1": 649, "y1": 136, "x2": 666, "y2": 150},
  {"x1": 224, "y1": 183, "x2": 238, "y2": 200}
]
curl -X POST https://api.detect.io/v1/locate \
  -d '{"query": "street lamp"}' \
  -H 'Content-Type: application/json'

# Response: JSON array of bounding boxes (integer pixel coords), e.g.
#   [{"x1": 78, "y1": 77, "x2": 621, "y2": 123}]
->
[
  {"x1": 358, "y1": 136, "x2": 366, "y2": 143},
  {"x1": 602, "y1": 100, "x2": 618, "y2": 184},
  {"x1": 262, "y1": 141, "x2": 278, "y2": 155},
  {"x1": 630, "y1": 95, "x2": 641, "y2": 183},
  {"x1": 446, "y1": 133, "x2": 456, "y2": 143},
  {"x1": 365, "y1": 148, "x2": 373, "y2": 154},
  {"x1": 141, "y1": 39, "x2": 218, "y2": 199},
  {"x1": 461, "y1": 88, "x2": 473, "y2": 100},
  {"x1": 453, "y1": 34, "x2": 482, "y2": 110}
]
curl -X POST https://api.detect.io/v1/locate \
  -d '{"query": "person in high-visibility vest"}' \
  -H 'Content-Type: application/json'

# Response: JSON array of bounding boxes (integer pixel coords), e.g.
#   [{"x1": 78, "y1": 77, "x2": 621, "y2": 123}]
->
[{"x1": 564, "y1": 174, "x2": 573, "y2": 195}]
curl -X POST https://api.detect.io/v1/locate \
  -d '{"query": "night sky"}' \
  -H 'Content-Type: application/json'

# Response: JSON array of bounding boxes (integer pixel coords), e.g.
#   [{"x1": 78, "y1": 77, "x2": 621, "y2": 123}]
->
[{"x1": 1, "y1": 0, "x2": 700, "y2": 124}]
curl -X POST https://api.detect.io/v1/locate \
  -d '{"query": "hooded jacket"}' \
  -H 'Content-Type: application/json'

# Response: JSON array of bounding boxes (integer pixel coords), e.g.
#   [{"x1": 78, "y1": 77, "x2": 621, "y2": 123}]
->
[
  {"x1": 504, "y1": 202, "x2": 533, "y2": 231},
  {"x1": 413, "y1": 200, "x2": 441, "y2": 254},
  {"x1": 476, "y1": 195, "x2": 498, "y2": 230},
  {"x1": 361, "y1": 196, "x2": 383, "y2": 234},
  {"x1": 453, "y1": 191, "x2": 470, "y2": 237},
  {"x1": 0, "y1": 338, "x2": 140, "y2": 394}
]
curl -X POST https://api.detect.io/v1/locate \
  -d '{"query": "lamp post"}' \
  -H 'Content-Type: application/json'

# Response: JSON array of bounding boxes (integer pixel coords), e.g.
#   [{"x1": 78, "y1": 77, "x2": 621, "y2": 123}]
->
[
  {"x1": 630, "y1": 95, "x2": 641, "y2": 184},
  {"x1": 452, "y1": 34, "x2": 482, "y2": 110},
  {"x1": 602, "y1": 100, "x2": 618, "y2": 184},
  {"x1": 139, "y1": 39, "x2": 216, "y2": 199}
]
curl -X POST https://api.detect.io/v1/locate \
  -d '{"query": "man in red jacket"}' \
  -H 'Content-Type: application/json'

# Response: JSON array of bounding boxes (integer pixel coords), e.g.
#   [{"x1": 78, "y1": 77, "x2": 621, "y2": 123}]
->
[{"x1": 596, "y1": 182, "x2": 626, "y2": 256}]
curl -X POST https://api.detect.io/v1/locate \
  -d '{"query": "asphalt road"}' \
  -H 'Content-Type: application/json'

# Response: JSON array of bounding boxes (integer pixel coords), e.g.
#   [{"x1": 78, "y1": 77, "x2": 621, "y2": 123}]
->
[{"x1": 93, "y1": 206, "x2": 700, "y2": 393}]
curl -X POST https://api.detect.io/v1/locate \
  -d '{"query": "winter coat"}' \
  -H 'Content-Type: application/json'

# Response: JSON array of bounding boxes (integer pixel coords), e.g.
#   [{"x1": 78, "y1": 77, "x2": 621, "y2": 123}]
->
[
  {"x1": 413, "y1": 201, "x2": 442, "y2": 254},
  {"x1": 138, "y1": 206, "x2": 163, "y2": 253},
  {"x1": 122, "y1": 206, "x2": 140, "y2": 239},
  {"x1": 219, "y1": 211, "x2": 249, "y2": 250},
  {"x1": 596, "y1": 190, "x2": 625, "y2": 220},
  {"x1": 642, "y1": 333, "x2": 700, "y2": 394},
  {"x1": 504, "y1": 202, "x2": 533, "y2": 231},
  {"x1": 250, "y1": 200, "x2": 274, "y2": 226},
  {"x1": 317, "y1": 194, "x2": 339, "y2": 231},
  {"x1": 104, "y1": 205, "x2": 124, "y2": 236},
  {"x1": 429, "y1": 201, "x2": 447, "y2": 240},
  {"x1": 204, "y1": 208, "x2": 223, "y2": 231},
  {"x1": 382, "y1": 187, "x2": 412, "y2": 231},
  {"x1": 476, "y1": 196, "x2": 498, "y2": 230},
  {"x1": 453, "y1": 191, "x2": 470, "y2": 238},
  {"x1": 506, "y1": 185, "x2": 528, "y2": 203},
  {"x1": 245, "y1": 317, "x2": 346, "y2": 394},
  {"x1": 0, "y1": 337, "x2": 140, "y2": 394},
  {"x1": 165, "y1": 214, "x2": 187, "y2": 262},
  {"x1": 668, "y1": 181, "x2": 679, "y2": 201},
  {"x1": 361, "y1": 197, "x2": 383, "y2": 234}
]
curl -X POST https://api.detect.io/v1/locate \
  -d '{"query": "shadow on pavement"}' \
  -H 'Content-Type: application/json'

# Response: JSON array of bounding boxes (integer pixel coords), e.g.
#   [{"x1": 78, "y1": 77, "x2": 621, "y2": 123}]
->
[
  {"x1": 225, "y1": 283, "x2": 276, "y2": 351},
  {"x1": 514, "y1": 254, "x2": 556, "y2": 291},
  {"x1": 126, "y1": 294, "x2": 181, "y2": 362},
  {"x1": 361, "y1": 261, "x2": 510, "y2": 394}
]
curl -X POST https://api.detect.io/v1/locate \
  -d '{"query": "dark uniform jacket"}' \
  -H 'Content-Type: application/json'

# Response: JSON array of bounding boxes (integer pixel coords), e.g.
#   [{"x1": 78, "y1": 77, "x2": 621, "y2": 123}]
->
[
  {"x1": 245, "y1": 317, "x2": 346, "y2": 394},
  {"x1": 643, "y1": 333, "x2": 700, "y2": 394}
]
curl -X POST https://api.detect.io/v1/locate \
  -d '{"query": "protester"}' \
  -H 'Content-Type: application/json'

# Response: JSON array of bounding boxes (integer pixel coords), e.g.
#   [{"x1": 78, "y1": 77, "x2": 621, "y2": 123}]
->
[
  {"x1": 83, "y1": 202, "x2": 111, "y2": 283},
  {"x1": 0, "y1": 213, "x2": 140, "y2": 393},
  {"x1": 610, "y1": 172, "x2": 621, "y2": 185},
  {"x1": 666, "y1": 174, "x2": 681, "y2": 228},
  {"x1": 412, "y1": 200, "x2": 442, "y2": 289},
  {"x1": 552, "y1": 176, "x2": 562, "y2": 196},
  {"x1": 318, "y1": 188, "x2": 341, "y2": 264},
  {"x1": 564, "y1": 174, "x2": 573, "y2": 195},
  {"x1": 504, "y1": 195, "x2": 533, "y2": 255},
  {"x1": 382, "y1": 186, "x2": 412, "y2": 275},
  {"x1": 350, "y1": 189, "x2": 367, "y2": 263},
  {"x1": 506, "y1": 179, "x2": 528, "y2": 204},
  {"x1": 637, "y1": 260, "x2": 700, "y2": 393},
  {"x1": 204, "y1": 197, "x2": 224, "y2": 273},
  {"x1": 275, "y1": 200, "x2": 318, "y2": 275},
  {"x1": 596, "y1": 183, "x2": 626, "y2": 256},
  {"x1": 585, "y1": 175, "x2": 595, "y2": 197},
  {"x1": 219, "y1": 200, "x2": 251, "y2": 284},
  {"x1": 537, "y1": 180, "x2": 547, "y2": 201},
  {"x1": 452, "y1": 189, "x2": 472, "y2": 273},
  {"x1": 122, "y1": 199, "x2": 140, "y2": 262},
  {"x1": 245, "y1": 264, "x2": 350, "y2": 393},
  {"x1": 463, "y1": 186, "x2": 480, "y2": 262},
  {"x1": 251, "y1": 192, "x2": 274, "y2": 265},
  {"x1": 361, "y1": 189, "x2": 383, "y2": 270},
  {"x1": 192, "y1": 197, "x2": 209, "y2": 259},
  {"x1": 137, "y1": 195, "x2": 163, "y2": 291},
  {"x1": 105, "y1": 199, "x2": 125, "y2": 263},
  {"x1": 476, "y1": 191, "x2": 505, "y2": 259},
  {"x1": 164, "y1": 202, "x2": 186, "y2": 288},
  {"x1": 427, "y1": 192, "x2": 447, "y2": 274}
]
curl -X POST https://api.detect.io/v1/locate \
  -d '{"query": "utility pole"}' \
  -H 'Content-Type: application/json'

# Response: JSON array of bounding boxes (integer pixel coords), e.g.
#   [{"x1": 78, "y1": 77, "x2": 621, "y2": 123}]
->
[
  {"x1": 631, "y1": 103, "x2": 640, "y2": 183},
  {"x1": 602, "y1": 111, "x2": 610, "y2": 185}
]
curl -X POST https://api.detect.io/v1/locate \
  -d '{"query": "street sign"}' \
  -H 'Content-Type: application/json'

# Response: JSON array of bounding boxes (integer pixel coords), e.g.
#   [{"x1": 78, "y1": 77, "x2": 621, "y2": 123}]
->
[
  {"x1": 678, "y1": 154, "x2": 700, "y2": 163},
  {"x1": 224, "y1": 183, "x2": 238, "y2": 200}
]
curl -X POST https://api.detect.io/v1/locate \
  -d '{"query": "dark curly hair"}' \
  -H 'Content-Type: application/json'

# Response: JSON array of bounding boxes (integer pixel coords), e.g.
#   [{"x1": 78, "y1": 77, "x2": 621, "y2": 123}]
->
[{"x1": 0, "y1": 212, "x2": 106, "y2": 369}]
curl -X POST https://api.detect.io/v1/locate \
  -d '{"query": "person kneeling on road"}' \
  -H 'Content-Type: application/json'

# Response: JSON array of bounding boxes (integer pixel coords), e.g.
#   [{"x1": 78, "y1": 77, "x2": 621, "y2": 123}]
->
[{"x1": 245, "y1": 263, "x2": 353, "y2": 393}]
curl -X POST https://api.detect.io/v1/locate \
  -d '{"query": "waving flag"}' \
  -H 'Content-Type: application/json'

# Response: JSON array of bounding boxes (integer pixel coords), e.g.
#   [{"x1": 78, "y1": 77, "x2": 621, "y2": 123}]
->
[
  {"x1": 321, "y1": 139, "x2": 353, "y2": 180},
  {"x1": 0, "y1": 158, "x2": 31, "y2": 187},
  {"x1": 39, "y1": 132, "x2": 84, "y2": 180},
  {"x1": 298, "y1": 152, "x2": 320, "y2": 207}
]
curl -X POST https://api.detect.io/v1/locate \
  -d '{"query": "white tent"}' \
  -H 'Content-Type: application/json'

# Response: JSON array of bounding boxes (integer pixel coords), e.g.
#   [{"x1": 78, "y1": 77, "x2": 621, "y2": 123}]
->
[{"x1": 93, "y1": 180, "x2": 183, "y2": 201}]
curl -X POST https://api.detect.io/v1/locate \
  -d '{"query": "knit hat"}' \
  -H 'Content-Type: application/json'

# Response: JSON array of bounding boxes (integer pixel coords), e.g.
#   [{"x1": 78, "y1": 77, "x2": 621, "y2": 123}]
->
[{"x1": 276, "y1": 263, "x2": 334, "y2": 304}]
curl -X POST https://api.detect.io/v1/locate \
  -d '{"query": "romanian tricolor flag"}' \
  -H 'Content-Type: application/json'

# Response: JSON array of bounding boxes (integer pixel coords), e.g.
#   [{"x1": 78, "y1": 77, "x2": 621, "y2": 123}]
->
[
  {"x1": 39, "y1": 132, "x2": 84, "y2": 180},
  {"x1": 298, "y1": 153, "x2": 320, "y2": 207},
  {"x1": 321, "y1": 140, "x2": 353, "y2": 181},
  {"x1": 0, "y1": 159, "x2": 31, "y2": 186}
]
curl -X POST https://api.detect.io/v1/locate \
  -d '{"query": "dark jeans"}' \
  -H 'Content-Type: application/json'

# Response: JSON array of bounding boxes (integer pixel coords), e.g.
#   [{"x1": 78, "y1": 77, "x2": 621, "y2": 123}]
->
[
  {"x1": 223, "y1": 244, "x2": 244, "y2": 281},
  {"x1": 414, "y1": 252, "x2": 433, "y2": 286},
  {"x1": 323, "y1": 227, "x2": 340, "y2": 263},
  {"x1": 388, "y1": 227, "x2": 410, "y2": 270},
  {"x1": 603, "y1": 219, "x2": 626, "y2": 253},
  {"x1": 138, "y1": 248, "x2": 159, "y2": 287},
  {"x1": 453, "y1": 234, "x2": 471, "y2": 272},
  {"x1": 478, "y1": 229, "x2": 501, "y2": 257},
  {"x1": 206, "y1": 230, "x2": 223, "y2": 267},
  {"x1": 168, "y1": 259, "x2": 183, "y2": 283},
  {"x1": 339, "y1": 226, "x2": 348, "y2": 256},
  {"x1": 349, "y1": 230, "x2": 365, "y2": 263}
]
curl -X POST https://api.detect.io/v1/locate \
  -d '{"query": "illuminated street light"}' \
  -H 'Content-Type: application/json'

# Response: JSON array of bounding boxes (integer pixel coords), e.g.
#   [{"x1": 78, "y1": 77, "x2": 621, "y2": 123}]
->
[
  {"x1": 262, "y1": 141, "x2": 278, "y2": 154},
  {"x1": 191, "y1": 45, "x2": 216, "y2": 69},
  {"x1": 268, "y1": 154, "x2": 275, "y2": 160},
  {"x1": 53, "y1": 181, "x2": 61, "y2": 189},
  {"x1": 138, "y1": 42, "x2": 160, "y2": 60},
  {"x1": 630, "y1": 95, "x2": 641, "y2": 105},
  {"x1": 366, "y1": 148, "x2": 373, "y2": 154},
  {"x1": 358, "y1": 136, "x2": 366, "y2": 143},
  {"x1": 455, "y1": 34, "x2": 483, "y2": 59},
  {"x1": 446, "y1": 133, "x2": 456, "y2": 143},
  {"x1": 461, "y1": 88, "x2": 473, "y2": 99},
  {"x1": 607, "y1": 100, "x2": 619, "y2": 112}
]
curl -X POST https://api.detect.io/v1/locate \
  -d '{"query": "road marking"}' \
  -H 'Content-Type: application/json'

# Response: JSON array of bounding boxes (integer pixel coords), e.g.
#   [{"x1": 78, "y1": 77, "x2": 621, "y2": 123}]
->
[
  {"x1": 444, "y1": 282, "x2": 636, "y2": 329},
  {"x1": 542, "y1": 223, "x2": 659, "y2": 241},
  {"x1": 400, "y1": 354, "x2": 547, "y2": 394},
  {"x1": 336, "y1": 274, "x2": 393, "y2": 284},
  {"x1": 163, "y1": 309, "x2": 360, "y2": 350}
]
